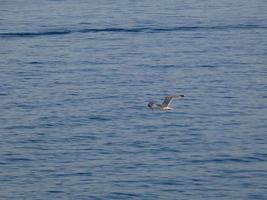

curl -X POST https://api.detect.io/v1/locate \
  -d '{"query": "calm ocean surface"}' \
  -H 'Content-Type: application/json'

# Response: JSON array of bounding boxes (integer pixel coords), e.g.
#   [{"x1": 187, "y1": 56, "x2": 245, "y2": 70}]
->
[{"x1": 0, "y1": 0, "x2": 267, "y2": 199}]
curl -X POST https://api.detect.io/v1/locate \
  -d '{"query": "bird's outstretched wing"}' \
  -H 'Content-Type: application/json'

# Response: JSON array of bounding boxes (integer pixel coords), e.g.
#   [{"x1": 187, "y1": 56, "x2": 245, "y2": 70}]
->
[
  {"x1": 161, "y1": 95, "x2": 184, "y2": 108},
  {"x1": 161, "y1": 96, "x2": 174, "y2": 107}
]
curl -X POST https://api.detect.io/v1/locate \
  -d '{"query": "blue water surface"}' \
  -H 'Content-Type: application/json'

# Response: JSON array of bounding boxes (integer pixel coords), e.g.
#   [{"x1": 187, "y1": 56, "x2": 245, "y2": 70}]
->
[{"x1": 0, "y1": 0, "x2": 267, "y2": 199}]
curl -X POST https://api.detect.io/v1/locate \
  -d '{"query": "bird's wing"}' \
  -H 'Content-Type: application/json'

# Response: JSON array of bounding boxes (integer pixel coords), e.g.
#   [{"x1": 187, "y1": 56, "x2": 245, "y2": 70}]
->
[
  {"x1": 161, "y1": 95, "x2": 184, "y2": 107},
  {"x1": 161, "y1": 96, "x2": 173, "y2": 107}
]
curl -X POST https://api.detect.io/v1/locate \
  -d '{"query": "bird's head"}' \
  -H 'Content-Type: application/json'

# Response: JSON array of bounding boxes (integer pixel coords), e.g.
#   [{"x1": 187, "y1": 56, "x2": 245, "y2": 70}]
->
[{"x1": 148, "y1": 101, "x2": 155, "y2": 109}]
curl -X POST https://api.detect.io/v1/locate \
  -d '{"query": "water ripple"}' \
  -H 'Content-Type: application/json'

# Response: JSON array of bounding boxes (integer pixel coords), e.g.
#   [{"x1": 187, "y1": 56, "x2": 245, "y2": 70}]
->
[{"x1": 0, "y1": 24, "x2": 265, "y2": 38}]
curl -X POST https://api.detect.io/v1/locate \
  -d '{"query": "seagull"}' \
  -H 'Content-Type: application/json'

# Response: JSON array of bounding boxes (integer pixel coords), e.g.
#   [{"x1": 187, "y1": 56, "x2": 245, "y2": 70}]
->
[{"x1": 148, "y1": 95, "x2": 184, "y2": 110}]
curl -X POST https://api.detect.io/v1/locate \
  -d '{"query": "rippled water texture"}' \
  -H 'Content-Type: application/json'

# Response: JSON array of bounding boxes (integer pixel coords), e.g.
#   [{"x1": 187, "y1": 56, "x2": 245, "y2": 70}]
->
[{"x1": 0, "y1": 0, "x2": 267, "y2": 199}]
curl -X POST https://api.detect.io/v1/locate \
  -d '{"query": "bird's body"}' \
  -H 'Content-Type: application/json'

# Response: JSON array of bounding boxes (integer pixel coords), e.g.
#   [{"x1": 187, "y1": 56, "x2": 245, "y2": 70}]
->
[{"x1": 148, "y1": 95, "x2": 184, "y2": 110}]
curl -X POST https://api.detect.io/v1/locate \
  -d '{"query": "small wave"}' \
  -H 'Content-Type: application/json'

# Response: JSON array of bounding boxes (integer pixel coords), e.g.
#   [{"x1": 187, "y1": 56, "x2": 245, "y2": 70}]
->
[
  {"x1": 0, "y1": 24, "x2": 265, "y2": 38},
  {"x1": 192, "y1": 156, "x2": 266, "y2": 164},
  {"x1": 108, "y1": 192, "x2": 141, "y2": 198},
  {"x1": 198, "y1": 64, "x2": 218, "y2": 68},
  {"x1": 6, "y1": 157, "x2": 33, "y2": 162},
  {"x1": 4, "y1": 125, "x2": 38, "y2": 130},
  {"x1": 54, "y1": 172, "x2": 92, "y2": 177},
  {"x1": 48, "y1": 191, "x2": 63, "y2": 194},
  {"x1": 0, "y1": 30, "x2": 72, "y2": 38},
  {"x1": 89, "y1": 116, "x2": 111, "y2": 121},
  {"x1": 28, "y1": 61, "x2": 45, "y2": 65}
]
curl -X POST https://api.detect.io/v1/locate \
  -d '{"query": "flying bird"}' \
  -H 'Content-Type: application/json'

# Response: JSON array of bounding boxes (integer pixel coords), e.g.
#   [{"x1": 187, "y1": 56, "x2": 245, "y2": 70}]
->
[{"x1": 148, "y1": 95, "x2": 184, "y2": 110}]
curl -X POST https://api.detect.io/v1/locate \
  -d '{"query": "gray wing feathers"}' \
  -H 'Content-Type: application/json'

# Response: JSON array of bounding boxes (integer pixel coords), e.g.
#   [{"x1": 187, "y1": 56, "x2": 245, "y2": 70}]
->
[
  {"x1": 161, "y1": 95, "x2": 184, "y2": 107},
  {"x1": 161, "y1": 96, "x2": 173, "y2": 107}
]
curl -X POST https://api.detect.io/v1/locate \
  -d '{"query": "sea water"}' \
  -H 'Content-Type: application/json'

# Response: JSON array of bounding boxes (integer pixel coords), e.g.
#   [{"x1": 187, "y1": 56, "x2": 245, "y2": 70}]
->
[{"x1": 0, "y1": 1, "x2": 267, "y2": 199}]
